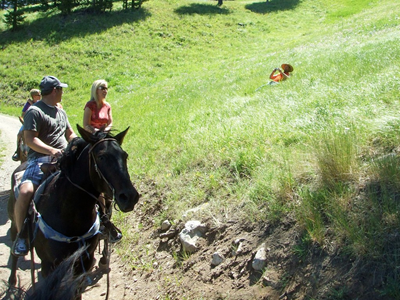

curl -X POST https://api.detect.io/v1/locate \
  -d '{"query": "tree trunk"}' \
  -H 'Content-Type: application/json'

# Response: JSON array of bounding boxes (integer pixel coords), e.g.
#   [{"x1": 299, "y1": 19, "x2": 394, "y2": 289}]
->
[{"x1": 12, "y1": 0, "x2": 18, "y2": 29}]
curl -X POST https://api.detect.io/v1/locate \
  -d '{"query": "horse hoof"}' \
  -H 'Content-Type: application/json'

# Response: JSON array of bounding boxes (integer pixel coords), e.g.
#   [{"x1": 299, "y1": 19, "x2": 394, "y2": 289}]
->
[
  {"x1": 98, "y1": 258, "x2": 109, "y2": 270},
  {"x1": 8, "y1": 278, "x2": 16, "y2": 287}
]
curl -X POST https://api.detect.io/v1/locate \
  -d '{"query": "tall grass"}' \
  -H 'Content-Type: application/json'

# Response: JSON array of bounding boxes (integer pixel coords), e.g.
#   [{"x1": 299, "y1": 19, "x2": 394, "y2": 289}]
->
[{"x1": 1, "y1": 0, "x2": 400, "y2": 293}]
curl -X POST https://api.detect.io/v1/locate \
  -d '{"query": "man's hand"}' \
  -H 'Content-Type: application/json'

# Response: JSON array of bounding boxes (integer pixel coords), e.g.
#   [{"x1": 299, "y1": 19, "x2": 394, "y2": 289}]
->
[{"x1": 49, "y1": 148, "x2": 64, "y2": 159}]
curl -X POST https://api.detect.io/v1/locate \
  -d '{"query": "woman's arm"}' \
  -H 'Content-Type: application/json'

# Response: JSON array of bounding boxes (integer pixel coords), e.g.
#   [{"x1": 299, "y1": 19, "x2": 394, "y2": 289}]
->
[
  {"x1": 83, "y1": 107, "x2": 96, "y2": 133},
  {"x1": 104, "y1": 106, "x2": 113, "y2": 132}
]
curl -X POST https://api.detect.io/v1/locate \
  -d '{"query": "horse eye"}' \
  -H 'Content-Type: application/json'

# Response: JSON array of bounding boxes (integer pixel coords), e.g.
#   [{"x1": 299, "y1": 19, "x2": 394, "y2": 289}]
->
[{"x1": 96, "y1": 154, "x2": 105, "y2": 161}]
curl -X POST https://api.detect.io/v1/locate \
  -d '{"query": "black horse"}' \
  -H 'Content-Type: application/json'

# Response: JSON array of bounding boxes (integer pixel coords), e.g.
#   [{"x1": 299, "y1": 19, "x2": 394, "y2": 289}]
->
[{"x1": 7, "y1": 125, "x2": 140, "y2": 298}]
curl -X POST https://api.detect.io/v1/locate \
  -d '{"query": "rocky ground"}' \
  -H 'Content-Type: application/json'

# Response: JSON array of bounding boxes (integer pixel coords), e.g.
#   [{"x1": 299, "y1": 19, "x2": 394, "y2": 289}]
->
[{"x1": 0, "y1": 113, "x2": 390, "y2": 300}]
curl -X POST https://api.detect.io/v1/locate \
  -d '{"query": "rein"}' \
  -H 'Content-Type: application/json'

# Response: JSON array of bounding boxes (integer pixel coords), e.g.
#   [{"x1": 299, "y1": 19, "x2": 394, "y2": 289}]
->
[{"x1": 88, "y1": 138, "x2": 117, "y2": 200}]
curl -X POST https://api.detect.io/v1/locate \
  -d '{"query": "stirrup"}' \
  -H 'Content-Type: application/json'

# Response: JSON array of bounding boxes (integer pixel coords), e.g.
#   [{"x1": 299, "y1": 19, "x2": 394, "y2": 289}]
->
[
  {"x1": 11, "y1": 234, "x2": 28, "y2": 257},
  {"x1": 12, "y1": 152, "x2": 20, "y2": 162},
  {"x1": 100, "y1": 215, "x2": 122, "y2": 243}
]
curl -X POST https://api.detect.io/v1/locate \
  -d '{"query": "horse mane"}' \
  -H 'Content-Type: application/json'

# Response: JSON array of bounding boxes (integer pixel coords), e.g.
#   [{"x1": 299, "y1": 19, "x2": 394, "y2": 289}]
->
[
  {"x1": 84, "y1": 129, "x2": 117, "y2": 144},
  {"x1": 58, "y1": 130, "x2": 118, "y2": 173},
  {"x1": 58, "y1": 137, "x2": 88, "y2": 174},
  {"x1": 26, "y1": 247, "x2": 87, "y2": 300}
]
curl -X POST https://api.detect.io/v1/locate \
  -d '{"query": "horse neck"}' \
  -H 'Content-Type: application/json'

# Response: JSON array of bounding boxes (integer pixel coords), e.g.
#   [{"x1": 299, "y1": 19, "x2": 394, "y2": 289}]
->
[
  {"x1": 62, "y1": 147, "x2": 100, "y2": 212},
  {"x1": 38, "y1": 152, "x2": 99, "y2": 236}
]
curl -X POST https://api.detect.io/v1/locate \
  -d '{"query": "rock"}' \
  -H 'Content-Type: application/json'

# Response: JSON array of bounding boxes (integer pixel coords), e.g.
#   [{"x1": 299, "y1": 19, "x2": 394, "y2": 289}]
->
[
  {"x1": 161, "y1": 220, "x2": 171, "y2": 231},
  {"x1": 159, "y1": 228, "x2": 176, "y2": 239},
  {"x1": 232, "y1": 238, "x2": 246, "y2": 256},
  {"x1": 178, "y1": 221, "x2": 208, "y2": 253},
  {"x1": 252, "y1": 246, "x2": 267, "y2": 271},
  {"x1": 234, "y1": 238, "x2": 245, "y2": 244},
  {"x1": 211, "y1": 252, "x2": 225, "y2": 266}
]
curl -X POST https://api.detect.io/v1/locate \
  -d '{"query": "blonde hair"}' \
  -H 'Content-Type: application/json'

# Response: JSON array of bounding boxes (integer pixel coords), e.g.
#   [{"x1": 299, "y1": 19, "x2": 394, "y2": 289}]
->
[
  {"x1": 30, "y1": 89, "x2": 41, "y2": 97},
  {"x1": 90, "y1": 79, "x2": 108, "y2": 108}
]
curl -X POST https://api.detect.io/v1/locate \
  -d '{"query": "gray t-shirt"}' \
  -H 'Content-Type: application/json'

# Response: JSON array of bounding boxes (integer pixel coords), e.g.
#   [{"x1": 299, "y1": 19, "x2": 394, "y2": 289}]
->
[{"x1": 23, "y1": 101, "x2": 72, "y2": 160}]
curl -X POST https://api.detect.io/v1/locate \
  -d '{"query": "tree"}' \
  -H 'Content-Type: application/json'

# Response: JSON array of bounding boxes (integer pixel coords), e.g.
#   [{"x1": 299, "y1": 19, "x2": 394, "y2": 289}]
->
[
  {"x1": 1, "y1": 0, "x2": 7, "y2": 9},
  {"x1": 3, "y1": 0, "x2": 26, "y2": 30},
  {"x1": 59, "y1": 0, "x2": 75, "y2": 14},
  {"x1": 92, "y1": 0, "x2": 112, "y2": 13}
]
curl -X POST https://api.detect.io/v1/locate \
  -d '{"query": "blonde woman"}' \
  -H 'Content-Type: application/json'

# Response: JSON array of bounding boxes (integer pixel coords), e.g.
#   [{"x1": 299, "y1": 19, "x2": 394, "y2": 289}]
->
[
  {"x1": 83, "y1": 79, "x2": 113, "y2": 133},
  {"x1": 83, "y1": 79, "x2": 121, "y2": 243}
]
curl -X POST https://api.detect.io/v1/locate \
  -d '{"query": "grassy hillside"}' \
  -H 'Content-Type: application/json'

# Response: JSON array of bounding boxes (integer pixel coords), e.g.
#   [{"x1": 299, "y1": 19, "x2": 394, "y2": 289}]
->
[{"x1": 1, "y1": 0, "x2": 400, "y2": 296}]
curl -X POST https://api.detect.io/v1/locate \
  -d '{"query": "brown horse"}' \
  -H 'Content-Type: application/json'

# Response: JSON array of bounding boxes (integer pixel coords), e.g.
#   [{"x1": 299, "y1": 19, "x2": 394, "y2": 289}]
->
[
  {"x1": 8, "y1": 125, "x2": 140, "y2": 299},
  {"x1": 14, "y1": 116, "x2": 28, "y2": 164}
]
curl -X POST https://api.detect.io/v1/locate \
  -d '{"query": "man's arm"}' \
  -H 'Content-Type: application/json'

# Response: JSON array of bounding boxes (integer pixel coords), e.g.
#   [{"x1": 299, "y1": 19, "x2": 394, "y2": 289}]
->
[
  {"x1": 24, "y1": 130, "x2": 63, "y2": 159},
  {"x1": 65, "y1": 128, "x2": 78, "y2": 143},
  {"x1": 269, "y1": 68, "x2": 278, "y2": 80}
]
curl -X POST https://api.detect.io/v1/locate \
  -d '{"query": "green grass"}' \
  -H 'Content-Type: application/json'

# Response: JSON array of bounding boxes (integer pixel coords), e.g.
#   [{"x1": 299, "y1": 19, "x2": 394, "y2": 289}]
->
[{"x1": 1, "y1": 0, "x2": 400, "y2": 295}]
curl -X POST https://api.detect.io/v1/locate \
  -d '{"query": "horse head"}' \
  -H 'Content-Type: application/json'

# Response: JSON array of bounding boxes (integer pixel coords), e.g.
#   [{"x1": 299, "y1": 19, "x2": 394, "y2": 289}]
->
[{"x1": 77, "y1": 125, "x2": 139, "y2": 212}]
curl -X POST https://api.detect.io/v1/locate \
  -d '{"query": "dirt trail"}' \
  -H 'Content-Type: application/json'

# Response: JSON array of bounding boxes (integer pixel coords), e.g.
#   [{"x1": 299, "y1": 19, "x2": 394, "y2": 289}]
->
[
  {"x1": 0, "y1": 113, "x2": 128, "y2": 299},
  {"x1": 0, "y1": 114, "x2": 33, "y2": 298}
]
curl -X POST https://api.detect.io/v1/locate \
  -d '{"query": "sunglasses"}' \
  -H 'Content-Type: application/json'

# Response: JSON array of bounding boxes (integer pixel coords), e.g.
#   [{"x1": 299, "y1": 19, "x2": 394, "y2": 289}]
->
[{"x1": 98, "y1": 86, "x2": 108, "y2": 90}]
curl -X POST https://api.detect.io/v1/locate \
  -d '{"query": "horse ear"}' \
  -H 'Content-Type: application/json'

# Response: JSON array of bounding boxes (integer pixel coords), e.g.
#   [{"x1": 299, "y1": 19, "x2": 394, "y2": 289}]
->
[
  {"x1": 77, "y1": 124, "x2": 91, "y2": 142},
  {"x1": 114, "y1": 127, "x2": 130, "y2": 145}
]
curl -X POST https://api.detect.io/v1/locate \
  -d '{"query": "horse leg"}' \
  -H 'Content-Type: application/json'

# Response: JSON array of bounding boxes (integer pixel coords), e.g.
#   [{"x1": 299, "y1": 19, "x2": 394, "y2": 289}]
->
[
  {"x1": 40, "y1": 261, "x2": 52, "y2": 278},
  {"x1": 8, "y1": 253, "x2": 18, "y2": 286},
  {"x1": 8, "y1": 203, "x2": 19, "y2": 286},
  {"x1": 28, "y1": 213, "x2": 36, "y2": 290},
  {"x1": 99, "y1": 196, "x2": 112, "y2": 268},
  {"x1": 8, "y1": 173, "x2": 18, "y2": 286},
  {"x1": 8, "y1": 216, "x2": 32, "y2": 286},
  {"x1": 99, "y1": 239, "x2": 109, "y2": 269}
]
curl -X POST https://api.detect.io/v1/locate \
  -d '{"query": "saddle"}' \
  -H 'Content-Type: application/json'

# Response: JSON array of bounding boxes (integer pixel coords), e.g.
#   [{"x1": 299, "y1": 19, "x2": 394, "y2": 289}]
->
[
  {"x1": 17, "y1": 162, "x2": 101, "y2": 246},
  {"x1": 33, "y1": 164, "x2": 60, "y2": 205},
  {"x1": 40, "y1": 162, "x2": 59, "y2": 176},
  {"x1": 13, "y1": 162, "x2": 59, "y2": 200},
  {"x1": 15, "y1": 162, "x2": 60, "y2": 244}
]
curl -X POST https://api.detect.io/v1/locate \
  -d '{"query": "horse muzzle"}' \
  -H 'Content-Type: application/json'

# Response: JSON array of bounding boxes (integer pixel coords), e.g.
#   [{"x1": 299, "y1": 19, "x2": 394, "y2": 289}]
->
[{"x1": 116, "y1": 188, "x2": 140, "y2": 212}]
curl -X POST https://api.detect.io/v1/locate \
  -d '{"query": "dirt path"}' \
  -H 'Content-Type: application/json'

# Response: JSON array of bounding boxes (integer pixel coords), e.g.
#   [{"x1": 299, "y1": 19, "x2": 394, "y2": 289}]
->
[
  {"x1": 0, "y1": 113, "x2": 128, "y2": 299},
  {"x1": 0, "y1": 114, "x2": 32, "y2": 299}
]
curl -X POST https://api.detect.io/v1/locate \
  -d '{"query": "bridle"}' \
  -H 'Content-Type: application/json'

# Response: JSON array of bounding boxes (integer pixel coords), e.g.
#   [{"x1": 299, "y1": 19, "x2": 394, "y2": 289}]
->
[
  {"x1": 88, "y1": 138, "x2": 118, "y2": 200},
  {"x1": 66, "y1": 137, "x2": 120, "y2": 211}
]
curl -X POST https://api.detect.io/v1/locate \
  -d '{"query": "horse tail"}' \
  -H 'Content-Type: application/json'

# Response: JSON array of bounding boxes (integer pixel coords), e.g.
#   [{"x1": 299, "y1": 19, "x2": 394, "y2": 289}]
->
[{"x1": 26, "y1": 247, "x2": 87, "y2": 300}]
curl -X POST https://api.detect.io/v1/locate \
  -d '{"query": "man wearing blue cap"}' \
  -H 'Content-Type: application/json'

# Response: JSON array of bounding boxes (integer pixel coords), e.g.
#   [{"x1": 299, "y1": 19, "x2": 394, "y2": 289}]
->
[{"x1": 12, "y1": 76, "x2": 78, "y2": 256}]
